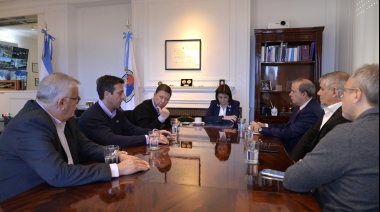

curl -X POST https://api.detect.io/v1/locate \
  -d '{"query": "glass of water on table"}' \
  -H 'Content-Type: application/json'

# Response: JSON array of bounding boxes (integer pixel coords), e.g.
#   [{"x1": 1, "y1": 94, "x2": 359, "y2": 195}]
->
[{"x1": 104, "y1": 145, "x2": 120, "y2": 164}]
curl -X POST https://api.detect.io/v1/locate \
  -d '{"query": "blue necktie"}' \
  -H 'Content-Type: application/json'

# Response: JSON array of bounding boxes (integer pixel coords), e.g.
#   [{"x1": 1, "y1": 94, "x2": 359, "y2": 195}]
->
[{"x1": 156, "y1": 108, "x2": 160, "y2": 116}]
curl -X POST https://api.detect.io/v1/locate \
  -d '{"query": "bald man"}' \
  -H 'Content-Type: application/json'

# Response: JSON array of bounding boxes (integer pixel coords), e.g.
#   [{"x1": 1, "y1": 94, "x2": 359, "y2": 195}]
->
[{"x1": 251, "y1": 78, "x2": 322, "y2": 153}]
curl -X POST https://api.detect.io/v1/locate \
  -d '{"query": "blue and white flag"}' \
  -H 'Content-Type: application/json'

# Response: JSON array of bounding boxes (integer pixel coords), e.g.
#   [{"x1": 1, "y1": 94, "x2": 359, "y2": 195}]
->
[
  {"x1": 121, "y1": 31, "x2": 140, "y2": 110},
  {"x1": 39, "y1": 28, "x2": 55, "y2": 82}
]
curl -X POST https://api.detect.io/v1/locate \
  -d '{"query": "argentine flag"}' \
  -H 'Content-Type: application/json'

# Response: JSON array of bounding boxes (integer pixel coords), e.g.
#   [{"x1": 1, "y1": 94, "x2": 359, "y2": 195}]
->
[
  {"x1": 121, "y1": 31, "x2": 140, "y2": 110},
  {"x1": 39, "y1": 28, "x2": 55, "y2": 82}
]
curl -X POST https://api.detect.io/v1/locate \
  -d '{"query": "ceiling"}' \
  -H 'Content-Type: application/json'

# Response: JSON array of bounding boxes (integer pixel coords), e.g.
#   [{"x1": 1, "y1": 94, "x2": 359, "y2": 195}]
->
[
  {"x1": 0, "y1": 15, "x2": 38, "y2": 39},
  {"x1": 0, "y1": 15, "x2": 37, "y2": 27}
]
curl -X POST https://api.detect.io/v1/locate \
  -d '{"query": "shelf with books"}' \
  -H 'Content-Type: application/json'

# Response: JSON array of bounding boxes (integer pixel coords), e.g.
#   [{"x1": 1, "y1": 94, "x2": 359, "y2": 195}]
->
[{"x1": 254, "y1": 26, "x2": 324, "y2": 124}]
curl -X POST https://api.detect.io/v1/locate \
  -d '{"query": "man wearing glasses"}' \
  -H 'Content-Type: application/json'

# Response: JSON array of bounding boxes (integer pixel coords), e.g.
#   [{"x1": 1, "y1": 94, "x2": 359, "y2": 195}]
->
[
  {"x1": 130, "y1": 84, "x2": 172, "y2": 129},
  {"x1": 77, "y1": 75, "x2": 170, "y2": 148},
  {"x1": 283, "y1": 64, "x2": 379, "y2": 211},
  {"x1": 291, "y1": 71, "x2": 351, "y2": 161},
  {"x1": 0, "y1": 73, "x2": 150, "y2": 202}
]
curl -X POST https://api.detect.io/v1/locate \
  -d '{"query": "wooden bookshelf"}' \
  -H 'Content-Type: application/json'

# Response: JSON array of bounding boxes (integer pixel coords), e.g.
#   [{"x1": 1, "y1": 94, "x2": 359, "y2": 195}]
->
[{"x1": 254, "y1": 26, "x2": 324, "y2": 124}]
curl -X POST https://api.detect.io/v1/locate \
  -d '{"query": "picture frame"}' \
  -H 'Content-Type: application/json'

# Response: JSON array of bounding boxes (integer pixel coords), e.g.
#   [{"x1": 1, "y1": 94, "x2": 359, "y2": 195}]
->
[
  {"x1": 261, "y1": 80, "x2": 272, "y2": 91},
  {"x1": 35, "y1": 78, "x2": 39, "y2": 86},
  {"x1": 165, "y1": 39, "x2": 201, "y2": 70},
  {"x1": 181, "y1": 79, "x2": 193, "y2": 86},
  {"x1": 32, "y1": 63, "x2": 38, "y2": 73}
]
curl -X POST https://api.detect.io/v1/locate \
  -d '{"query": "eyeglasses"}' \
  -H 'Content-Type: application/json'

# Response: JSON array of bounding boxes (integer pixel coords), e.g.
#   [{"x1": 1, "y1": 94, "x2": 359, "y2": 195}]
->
[
  {"x1": 63, "y1": 96, "x2": 81, "y2": 102},
  {"x1": 337, "y1": 88, "x2": 357, "y2": 99}
]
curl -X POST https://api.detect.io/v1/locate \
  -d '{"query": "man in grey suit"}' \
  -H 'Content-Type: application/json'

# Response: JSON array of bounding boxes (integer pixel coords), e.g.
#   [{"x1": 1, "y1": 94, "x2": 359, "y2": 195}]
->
[
  {"x1": 290, "y1": 71, "x2": 350, "y2": 161},
  {"x1": 0, "y1": 73, "x2": 150, "y2": 202}
]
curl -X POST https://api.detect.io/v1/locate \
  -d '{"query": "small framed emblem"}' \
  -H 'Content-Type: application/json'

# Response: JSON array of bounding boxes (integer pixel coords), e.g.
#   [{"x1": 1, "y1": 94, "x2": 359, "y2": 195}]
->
[{"x1": 181, "y1": 79, "x2": 193, "y2": 86}]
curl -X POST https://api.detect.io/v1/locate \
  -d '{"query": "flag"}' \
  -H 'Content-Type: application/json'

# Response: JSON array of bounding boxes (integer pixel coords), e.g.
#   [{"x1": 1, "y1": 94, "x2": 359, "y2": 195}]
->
[
  {"x1": 39, "y1": 28, "x2": 55, "y2": 82},
  {"x1": 121, "y1": 31, "x2": 140, "y2": 110}
]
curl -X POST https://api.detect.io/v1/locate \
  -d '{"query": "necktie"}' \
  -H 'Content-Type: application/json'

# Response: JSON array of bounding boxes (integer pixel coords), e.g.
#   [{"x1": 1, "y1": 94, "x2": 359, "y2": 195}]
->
[{"x1": 156, "y1": 108, "x2": 160, "y2": 116}]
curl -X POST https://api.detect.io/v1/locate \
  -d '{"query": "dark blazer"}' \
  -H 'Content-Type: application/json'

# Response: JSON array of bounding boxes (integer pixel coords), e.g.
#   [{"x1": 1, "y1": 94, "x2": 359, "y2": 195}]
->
[
  {"x1": 260, "y1": 98, "x2": 323, "y2": 153},
  {"x1": 290, "y1": 106, "x2": 350, "y2": 161},
  {"x1": 204, "y1": 100, "x2": 240, "y2": 125},
  {"x1": 131, "y1": 99, "x2": 171, "y2": 129},
  {"x1": 78, "y1": 102, "x2": 149, "y2": 148},
  {"x1": 0, "y1": 100, "x2": 111, "y2": 202}
]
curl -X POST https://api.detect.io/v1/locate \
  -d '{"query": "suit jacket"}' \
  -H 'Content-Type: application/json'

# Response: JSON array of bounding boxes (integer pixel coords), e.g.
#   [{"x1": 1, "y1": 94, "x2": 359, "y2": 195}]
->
[
  {"x1": 290, "y1": 106, "x2": 350, "y2": 161},
  {"x1": 131, "y1": 99, "x2": 171, "y2": 129},
  {"x1": 260, "y1": 98, "x2": 323, "y2": 153},
  {"x1": 204, "y1": 100, "x2": 240, "y2": 125},
  {"x1": 0, "y1": 100, "x2": 111, "y2": 202},
  {"x1": 78, "y1": 102, "x2": 149, "y2": 148}
]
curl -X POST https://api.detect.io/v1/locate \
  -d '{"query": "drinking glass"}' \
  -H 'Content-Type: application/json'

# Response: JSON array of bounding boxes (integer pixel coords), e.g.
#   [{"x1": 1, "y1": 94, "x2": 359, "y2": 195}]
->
[
  {"x1": 238, "y1": 118, "x2": 246, "y2": 131},
  {"x1": 171, "y1": 125, "x2": 178, "y2": 143},
  {"x1": 149, "y1": 129, "x2": 159, "y2": 150},
  {"x1": 244, "y1": 140, "x2": 262, "y2": 164},
  {"x1": 104, "y1": 145, "x2": 120, "y2": 164}
]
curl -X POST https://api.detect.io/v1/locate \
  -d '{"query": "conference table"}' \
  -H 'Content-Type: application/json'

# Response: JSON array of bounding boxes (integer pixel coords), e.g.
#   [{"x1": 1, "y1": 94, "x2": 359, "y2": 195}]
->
[{"x1": 0, "y1": 125, "x2": 320, "y2": 211}]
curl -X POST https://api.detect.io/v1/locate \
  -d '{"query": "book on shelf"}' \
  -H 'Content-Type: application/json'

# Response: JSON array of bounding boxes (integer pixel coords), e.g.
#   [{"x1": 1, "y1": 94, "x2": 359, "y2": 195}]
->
[
  {"x1": 301, "y1": 45, "x2": 310, "y2": 61},
  {"x1": 310, "y1": 42, "x2": 315, "y2": 61},
  {"x1": 280, "y1": 42, "x2": 287, "y2": 62},
  {"x1": 261, "y1": 46, "x2": 266, "y2": 62}
]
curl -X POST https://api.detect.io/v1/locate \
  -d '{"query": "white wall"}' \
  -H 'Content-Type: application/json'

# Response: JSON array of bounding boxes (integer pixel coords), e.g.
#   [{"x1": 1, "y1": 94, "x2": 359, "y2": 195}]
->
[
  {"x1": 132, "y1": 0, "x2": 250, "y2": 118},
  {"x1": 77, "y1": 3, "x2": 131, "y2": 102}
]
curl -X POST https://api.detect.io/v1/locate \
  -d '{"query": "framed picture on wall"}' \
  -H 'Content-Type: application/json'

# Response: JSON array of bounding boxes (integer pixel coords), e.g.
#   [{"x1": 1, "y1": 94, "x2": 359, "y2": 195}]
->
[{"x1": 165, "y1": 39, "x2": 201, "y2": 70}]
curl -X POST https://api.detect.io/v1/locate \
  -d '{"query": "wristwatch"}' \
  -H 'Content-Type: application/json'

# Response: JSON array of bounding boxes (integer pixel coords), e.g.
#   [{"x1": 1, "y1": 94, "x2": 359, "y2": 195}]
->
[{"x1": 258, "y1": 128, "x2": 262, "y2": 132}]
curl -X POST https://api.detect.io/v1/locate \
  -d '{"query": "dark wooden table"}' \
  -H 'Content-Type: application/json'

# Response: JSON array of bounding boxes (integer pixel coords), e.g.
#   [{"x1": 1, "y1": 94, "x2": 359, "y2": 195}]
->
[{"x1": 0, "y1": 126, "x2": 320, "y2": 211}]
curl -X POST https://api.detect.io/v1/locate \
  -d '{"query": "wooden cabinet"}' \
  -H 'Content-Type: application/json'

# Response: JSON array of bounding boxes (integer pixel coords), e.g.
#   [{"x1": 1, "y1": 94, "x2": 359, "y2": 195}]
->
[{"x1": 254, "y1": 26, "x2": 324, "y2": 124}]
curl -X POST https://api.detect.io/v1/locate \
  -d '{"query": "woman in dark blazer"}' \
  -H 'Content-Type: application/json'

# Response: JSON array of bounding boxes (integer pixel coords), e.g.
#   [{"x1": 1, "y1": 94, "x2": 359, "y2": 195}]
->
[{"x1": 204, "y1": 84, "x2": 240, "y2": 125}]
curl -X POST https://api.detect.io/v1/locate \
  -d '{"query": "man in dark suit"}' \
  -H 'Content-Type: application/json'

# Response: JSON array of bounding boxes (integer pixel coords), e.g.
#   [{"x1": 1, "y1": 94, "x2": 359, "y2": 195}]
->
[
  {"x1": 251, "y1": 78, "x2": 323, "y2": 153},
  {"x1": 78, "y1": 75, "x2": 170, "y2": 148},
  {"x1": 0, "y1": 73, "x2": 149, "y2": 202},
  {"x1": 131, "y1": 84, "x2": 172, "y2": 129},
  {"x1": 290, "y1": 71, "x2": 350, "y2": 161}
]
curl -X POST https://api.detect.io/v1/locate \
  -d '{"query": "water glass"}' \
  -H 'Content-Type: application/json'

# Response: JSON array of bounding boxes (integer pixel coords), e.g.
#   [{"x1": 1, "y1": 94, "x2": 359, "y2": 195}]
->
[
  {"x1": 171, "y1": 118, "x2": 179, "y2": 128},
  {"x1": 244, "y1": 140, "x2": 261, "y2": 164},
  {"x1": 104, "y1": 145, "x2": 120, "y2": 164},
  {"x1": 171, "y1": 126, "x2": 178, "y2": 143},
  {"x1": 149, "y1": 129, "x2": 159, "y2": 150},
  {"x1": 238, "y1": 118, "x2": 246, "y2": 131},
  {"x1": 244, "y1": 129, "x2": 253, "y2": 141}
]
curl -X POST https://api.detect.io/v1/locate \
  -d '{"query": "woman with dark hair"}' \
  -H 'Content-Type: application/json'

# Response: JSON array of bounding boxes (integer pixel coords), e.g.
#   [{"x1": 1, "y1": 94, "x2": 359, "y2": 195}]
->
[{"x1": 204, "y1": 84, "x2": 240, "y2": 125}]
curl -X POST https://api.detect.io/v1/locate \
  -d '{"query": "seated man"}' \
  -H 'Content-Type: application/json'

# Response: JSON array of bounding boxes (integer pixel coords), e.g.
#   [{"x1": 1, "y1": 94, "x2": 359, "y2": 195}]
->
[
  {"x1": 0, "y1": 73, "x2": 149, "y2": 202},
  {"x1": 283, "y1": 64, "x2": 379, "y2": 211},
  {"x1": 131, "y1": 84, "x2": 172, "y2": 129},
  {"x1": 250, "y1": 78, "x2": 322, "y2": 153},
  {"x1": 291, "y1": 71, "x2": 350, "y2": 161},
  {"x1": 78, "y1": 75, "x2": 169, "y2": 148}
]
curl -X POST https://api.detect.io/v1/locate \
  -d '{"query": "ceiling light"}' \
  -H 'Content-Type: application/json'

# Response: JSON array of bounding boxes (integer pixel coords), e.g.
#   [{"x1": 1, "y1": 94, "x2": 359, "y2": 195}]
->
[{"x1": 30, "y1": 24, "x2": 36, "y2": 31}]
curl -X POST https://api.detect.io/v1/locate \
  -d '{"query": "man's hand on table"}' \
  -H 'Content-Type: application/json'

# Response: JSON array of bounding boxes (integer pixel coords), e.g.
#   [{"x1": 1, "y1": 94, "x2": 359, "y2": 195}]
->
[{"x1": 117, "y1": 155, "x2": 150, "y2": 175}]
